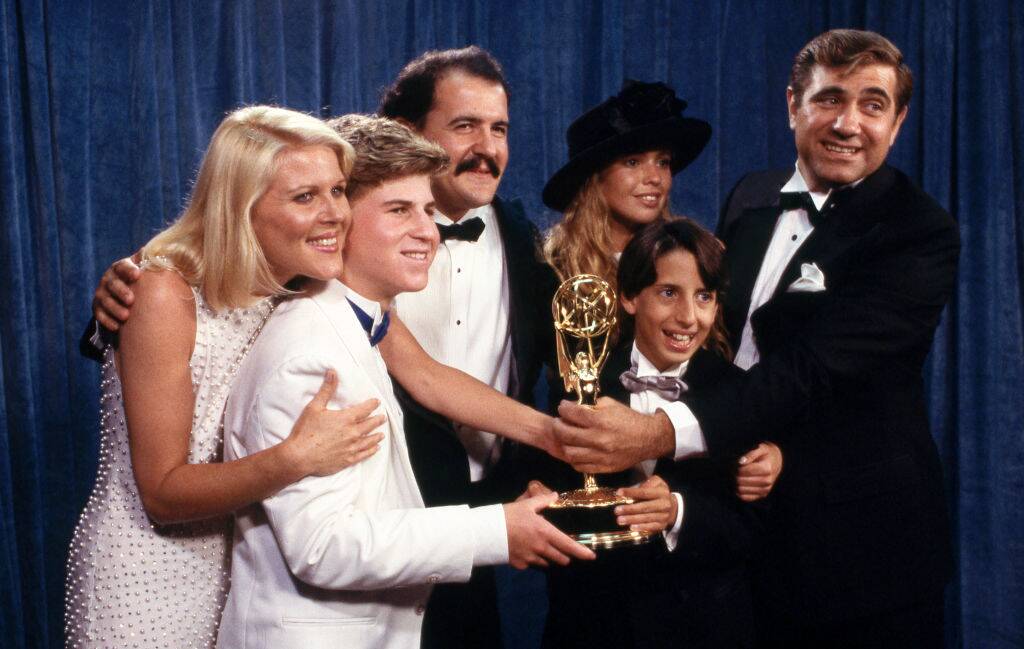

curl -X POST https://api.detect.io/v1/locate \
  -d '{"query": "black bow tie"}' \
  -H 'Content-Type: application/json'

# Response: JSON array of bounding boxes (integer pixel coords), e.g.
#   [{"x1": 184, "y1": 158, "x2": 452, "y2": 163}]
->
[
  {"x1": 437, "y1": 217, "x2": 485, "y2": 242},
  {"x1": 779, "y1": 191, "x2": 823, "y2": 225}
]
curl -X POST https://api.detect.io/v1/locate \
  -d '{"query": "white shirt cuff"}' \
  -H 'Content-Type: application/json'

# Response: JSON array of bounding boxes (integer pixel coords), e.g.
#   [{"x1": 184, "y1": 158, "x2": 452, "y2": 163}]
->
[
  {"x1": 657, "y1": 401, "x2": 707, "y2": 460},
  {"x1": 468, "y1": 504, "x2": 509, "y2": 566},
  {"x1": 88, "y1": 321, "x2": 104, "y2": 350},
  {"x1": 663, "y1": 492, "x2": 685, "y2": 552}
]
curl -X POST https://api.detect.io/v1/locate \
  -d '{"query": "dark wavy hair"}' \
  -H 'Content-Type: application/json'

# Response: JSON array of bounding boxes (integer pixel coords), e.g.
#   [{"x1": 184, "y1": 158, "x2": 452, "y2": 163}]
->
[
  {"x1": 789, "y1": 29, "x2": 913, "y2": 113},
  {"x1": 617, "y1": 217, "x2": 731, "y2": 360},
  {"x1": 378, "y1": 46, "x2": 509, "y2": 127}
]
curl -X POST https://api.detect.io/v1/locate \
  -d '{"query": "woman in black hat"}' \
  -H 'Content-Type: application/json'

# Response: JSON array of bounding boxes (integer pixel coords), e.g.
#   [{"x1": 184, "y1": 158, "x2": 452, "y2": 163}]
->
[
  {"x1": 534, "y1": 81, "x2": 782, "y2": 649},
  {"x1": 542, "y1": 79, "x2": 711, "y2": 295}
]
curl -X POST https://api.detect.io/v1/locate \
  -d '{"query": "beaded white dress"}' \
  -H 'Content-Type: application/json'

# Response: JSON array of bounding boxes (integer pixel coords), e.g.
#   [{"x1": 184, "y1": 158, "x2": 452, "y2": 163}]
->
[{"x1": 65, "y1": 288, "x2": 274, "y2": 649}]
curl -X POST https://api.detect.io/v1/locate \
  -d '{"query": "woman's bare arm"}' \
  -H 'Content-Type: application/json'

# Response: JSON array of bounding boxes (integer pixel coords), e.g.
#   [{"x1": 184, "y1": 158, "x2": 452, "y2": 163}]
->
[
  {"x1": 117, "y1": 269, "x2": 384, "y2": 524},
  {"x1": 379, "y1": 316, "x2": 562, "y2": 459}
]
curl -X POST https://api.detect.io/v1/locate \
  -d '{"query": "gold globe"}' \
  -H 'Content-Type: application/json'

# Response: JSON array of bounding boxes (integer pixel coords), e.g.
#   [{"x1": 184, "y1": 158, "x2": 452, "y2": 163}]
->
[{"x1": 551, "y1": 274, "x2": 617, "y2": 339}]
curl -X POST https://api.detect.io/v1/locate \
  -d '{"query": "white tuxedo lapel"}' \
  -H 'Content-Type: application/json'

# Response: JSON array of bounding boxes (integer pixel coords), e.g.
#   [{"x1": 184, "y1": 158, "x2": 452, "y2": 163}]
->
[
  {"x1": 309, "y1": 281, "x2": 423, "y2": 508},
  {"x1": 220, "y1": 280, "x2": 510, "y2": 649},
  {"x1": 310, "y1": 282, "x2": 393, "y2": 405}
]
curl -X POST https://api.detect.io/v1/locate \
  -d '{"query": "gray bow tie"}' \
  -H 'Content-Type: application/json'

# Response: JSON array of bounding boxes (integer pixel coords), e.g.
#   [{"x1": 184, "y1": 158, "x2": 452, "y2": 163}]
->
[{"x1": 619, "y1": 367, "x2": 688, "y2": 401}]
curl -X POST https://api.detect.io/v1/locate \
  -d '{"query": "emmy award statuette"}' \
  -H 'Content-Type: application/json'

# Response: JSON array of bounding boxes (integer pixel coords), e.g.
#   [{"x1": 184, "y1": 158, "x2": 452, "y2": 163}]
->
[{"x1": 542, "y1": 274, "x2": 654, "y2": 549}]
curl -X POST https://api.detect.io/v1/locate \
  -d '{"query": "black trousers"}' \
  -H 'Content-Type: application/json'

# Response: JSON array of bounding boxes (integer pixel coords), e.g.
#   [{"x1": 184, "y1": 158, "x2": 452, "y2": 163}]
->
[
  {"x1": 421, "y1": 566, "x2": 502, "y2": 649},
  {"x1": 759, "y1": 594, "x2": 944, "y2": 649},
  {"x1": 543, "y1": 541, "x2": 756, "y2": 649}
]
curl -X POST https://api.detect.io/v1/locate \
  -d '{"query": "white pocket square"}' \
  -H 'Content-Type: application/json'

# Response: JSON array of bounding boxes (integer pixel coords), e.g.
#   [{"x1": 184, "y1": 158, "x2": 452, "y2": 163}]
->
[{"x1": 787, "y1": 262, "x2": 827, "y2": 293}]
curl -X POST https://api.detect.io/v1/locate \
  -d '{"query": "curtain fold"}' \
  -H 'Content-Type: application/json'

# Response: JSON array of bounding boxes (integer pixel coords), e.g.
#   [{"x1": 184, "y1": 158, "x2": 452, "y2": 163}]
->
[{"x1": 1, "y1": 1, "x2": 1021, "y2": 647}]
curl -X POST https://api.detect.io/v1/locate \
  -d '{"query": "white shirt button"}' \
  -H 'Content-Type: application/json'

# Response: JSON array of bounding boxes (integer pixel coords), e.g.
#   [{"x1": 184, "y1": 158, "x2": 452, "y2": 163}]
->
[
  {"x1": 427, "y1": 574, "x2": 441, "y2": 584},
  {"x1": 415, "y1": 605, "x2": 426, "y2": 615}
]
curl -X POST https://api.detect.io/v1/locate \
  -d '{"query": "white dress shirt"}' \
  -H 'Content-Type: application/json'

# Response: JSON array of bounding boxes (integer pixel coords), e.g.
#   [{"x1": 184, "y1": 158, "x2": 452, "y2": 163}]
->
[
  {"x1": 346, "y1": 287, "x2": 390, "y2": 343},
  {"x1": 626, "y1": 343, "x2": 687, "y2": 549},
  {"x1": 395, "y1": 204, "x2": 513, "y2": 481},
  {"x1": 733, "y1": 164, "x2": 825, "y2": 370}
]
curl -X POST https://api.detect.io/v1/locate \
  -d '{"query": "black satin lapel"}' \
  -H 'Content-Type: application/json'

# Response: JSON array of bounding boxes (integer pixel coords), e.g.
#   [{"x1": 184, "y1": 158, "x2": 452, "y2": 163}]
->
[
  {"x1": 834, "y1": 164, "x2": 897, "y2": 236},
  {"x1": 492, "y1": 198, "x2": 533, "y2": 395},
  {"x1": 680, "y1": 347, "x2": 719, "y2": 391},
  {"x1": 770, "y1": 167, "x2": 895, "y2": 301},
  {"x1": 723, "y1": 206, "x2": 780, "y2": 348}
]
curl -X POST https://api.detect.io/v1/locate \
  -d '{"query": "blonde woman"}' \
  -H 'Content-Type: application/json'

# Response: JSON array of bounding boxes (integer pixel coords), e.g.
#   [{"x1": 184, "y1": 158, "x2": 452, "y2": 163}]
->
[
  {"x1": 542, "y1": 80, "x2": 710, "y2": 294},
  {"x1": 65, "y1": 106, "x2": 384, "y2": 649}
]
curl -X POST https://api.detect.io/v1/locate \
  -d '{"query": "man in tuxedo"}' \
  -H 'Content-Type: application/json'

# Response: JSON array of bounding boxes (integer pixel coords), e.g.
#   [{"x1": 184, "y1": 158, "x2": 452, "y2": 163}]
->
[
  {"x1": 377, "y1": 46, "x2": 557, "y2": 649},
  {"x1": 554, "y1": 29, "x2": 959, "y2": 649}
]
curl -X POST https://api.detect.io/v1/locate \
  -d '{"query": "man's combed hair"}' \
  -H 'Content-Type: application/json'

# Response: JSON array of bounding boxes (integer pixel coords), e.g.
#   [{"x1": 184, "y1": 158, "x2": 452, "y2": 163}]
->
[
  {"x1": 790, "y1": 29, "x2": 913, "y2": 112},
  {"x1": 378, "y1": 46, "x2": 509, "y2": 126},
  {"x1": 328, "y1": 114, "x2": 449, "y2": 200}
]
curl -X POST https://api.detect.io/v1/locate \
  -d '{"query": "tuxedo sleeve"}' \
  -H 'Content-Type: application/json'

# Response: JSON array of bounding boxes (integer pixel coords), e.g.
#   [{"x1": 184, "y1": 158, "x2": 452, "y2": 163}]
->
[
  {"x1": 656, "y1": 453, "x2": 768, "y2": 567},
  {"x1": 715, "y1": 172, "x2": 751, "y2": 239},
  {"x1": 686, "y1": 201, "x2": 961, "y2": 457},
  {"x1": 236, "y1": 355, "x2": 508, "y2": 590},
  {"x1": 670, "y1": 487, "x2": 768, "y2": 568},
  {"x1": 78, "y1": 318, "x2": 109, "y2": 362}
]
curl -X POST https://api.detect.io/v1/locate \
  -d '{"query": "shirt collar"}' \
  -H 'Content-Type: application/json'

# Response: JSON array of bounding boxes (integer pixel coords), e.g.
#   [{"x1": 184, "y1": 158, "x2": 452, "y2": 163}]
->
[
  {"x1": 783, "y1": 162, "x2": 866, "y2": 212},
  {"x1": 630, "y1": 341, "x2": 689, "y2": 379},
  {"x1": 343, "y1": 284, "x2": 387, "y2": 331}
]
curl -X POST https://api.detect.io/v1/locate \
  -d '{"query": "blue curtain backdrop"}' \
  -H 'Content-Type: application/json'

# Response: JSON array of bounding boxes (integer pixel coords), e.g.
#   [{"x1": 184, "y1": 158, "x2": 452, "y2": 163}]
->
[{"x1": 1, "y1": 1, "x2": 1021, "y2": 647}]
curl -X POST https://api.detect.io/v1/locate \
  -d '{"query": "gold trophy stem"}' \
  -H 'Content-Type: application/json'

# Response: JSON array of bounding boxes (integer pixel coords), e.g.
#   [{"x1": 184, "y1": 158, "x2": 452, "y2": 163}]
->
[{"x1": 547, "y1": 274, "x2": 654, "y2": 549}]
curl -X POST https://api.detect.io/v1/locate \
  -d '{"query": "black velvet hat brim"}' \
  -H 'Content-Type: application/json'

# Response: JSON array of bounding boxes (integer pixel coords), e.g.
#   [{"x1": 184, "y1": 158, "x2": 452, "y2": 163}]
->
[{"x1": 542, "y1": 116, "x2": 712, "y2": 212}]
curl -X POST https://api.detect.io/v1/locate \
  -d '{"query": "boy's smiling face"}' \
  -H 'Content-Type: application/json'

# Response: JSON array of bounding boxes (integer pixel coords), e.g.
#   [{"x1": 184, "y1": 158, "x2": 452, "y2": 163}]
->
[
  {"x1": 340, "y1": 173, "x2": 439, "y2": 307},
  {"x1": 620, "y1": 248, "x2": 717, "y2": 372}
]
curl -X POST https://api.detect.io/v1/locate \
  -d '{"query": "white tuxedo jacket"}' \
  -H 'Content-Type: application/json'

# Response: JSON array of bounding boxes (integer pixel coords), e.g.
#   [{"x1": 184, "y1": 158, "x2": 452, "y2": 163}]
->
[{"x1": 217, "y1": 280, "x2": 507, "y2": 649}]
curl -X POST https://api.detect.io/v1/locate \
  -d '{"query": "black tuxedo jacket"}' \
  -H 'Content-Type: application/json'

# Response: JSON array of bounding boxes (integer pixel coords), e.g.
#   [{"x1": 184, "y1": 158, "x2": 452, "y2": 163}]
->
[
  {"x1": 393, "y1": 196, "x2": 558, "y2": 649},
  {"x1": 682, "y1": 165, "x2": 960, "y2": 625},
  {"x1": 541, "y1": 342, "x2": 766, "y2": 649}
]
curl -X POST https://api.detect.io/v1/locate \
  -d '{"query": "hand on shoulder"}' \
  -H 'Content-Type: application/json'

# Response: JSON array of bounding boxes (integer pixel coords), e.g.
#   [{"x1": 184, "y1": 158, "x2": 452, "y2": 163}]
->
[{"x1": 92, "y1": 254, "x2": 142, "y2": 331}]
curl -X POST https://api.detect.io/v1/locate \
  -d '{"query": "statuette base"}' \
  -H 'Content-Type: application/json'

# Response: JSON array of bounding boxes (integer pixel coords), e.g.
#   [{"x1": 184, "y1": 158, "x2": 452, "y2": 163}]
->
[{"x1": 543, "y1": 486, "x2": 655, "y2": 550}]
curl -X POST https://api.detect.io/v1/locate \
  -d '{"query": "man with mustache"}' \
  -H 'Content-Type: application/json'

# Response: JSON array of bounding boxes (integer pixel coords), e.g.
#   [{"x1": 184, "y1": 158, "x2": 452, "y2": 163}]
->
[{"x1": 376, "y1": 47, "x2": 558, "y2": 649}]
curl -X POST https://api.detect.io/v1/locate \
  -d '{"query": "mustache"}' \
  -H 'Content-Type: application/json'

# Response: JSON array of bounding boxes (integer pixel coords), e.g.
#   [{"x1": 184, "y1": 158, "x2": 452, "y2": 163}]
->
[{"x1": 454, "y1": 154, "x2": 501, "y2": 178}]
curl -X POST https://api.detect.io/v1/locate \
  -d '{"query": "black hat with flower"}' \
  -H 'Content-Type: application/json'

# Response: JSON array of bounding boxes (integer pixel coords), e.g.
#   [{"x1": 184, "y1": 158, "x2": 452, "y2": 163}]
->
[{"x1": 542, "y1": 80, "x2": 712, "y2": 212}]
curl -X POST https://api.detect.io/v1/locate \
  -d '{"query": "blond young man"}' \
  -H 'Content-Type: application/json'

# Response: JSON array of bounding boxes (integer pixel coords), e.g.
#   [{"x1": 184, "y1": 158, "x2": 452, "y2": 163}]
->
[{"x1": 217, "y1": 116, "x2": 590, "y2": 649}]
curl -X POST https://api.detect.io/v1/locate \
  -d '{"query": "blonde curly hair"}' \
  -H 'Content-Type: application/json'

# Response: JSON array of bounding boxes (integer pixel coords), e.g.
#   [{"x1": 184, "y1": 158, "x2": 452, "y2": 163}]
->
[{"x1": 543, "y1": 173, "x2": 670, "y2": 296}]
